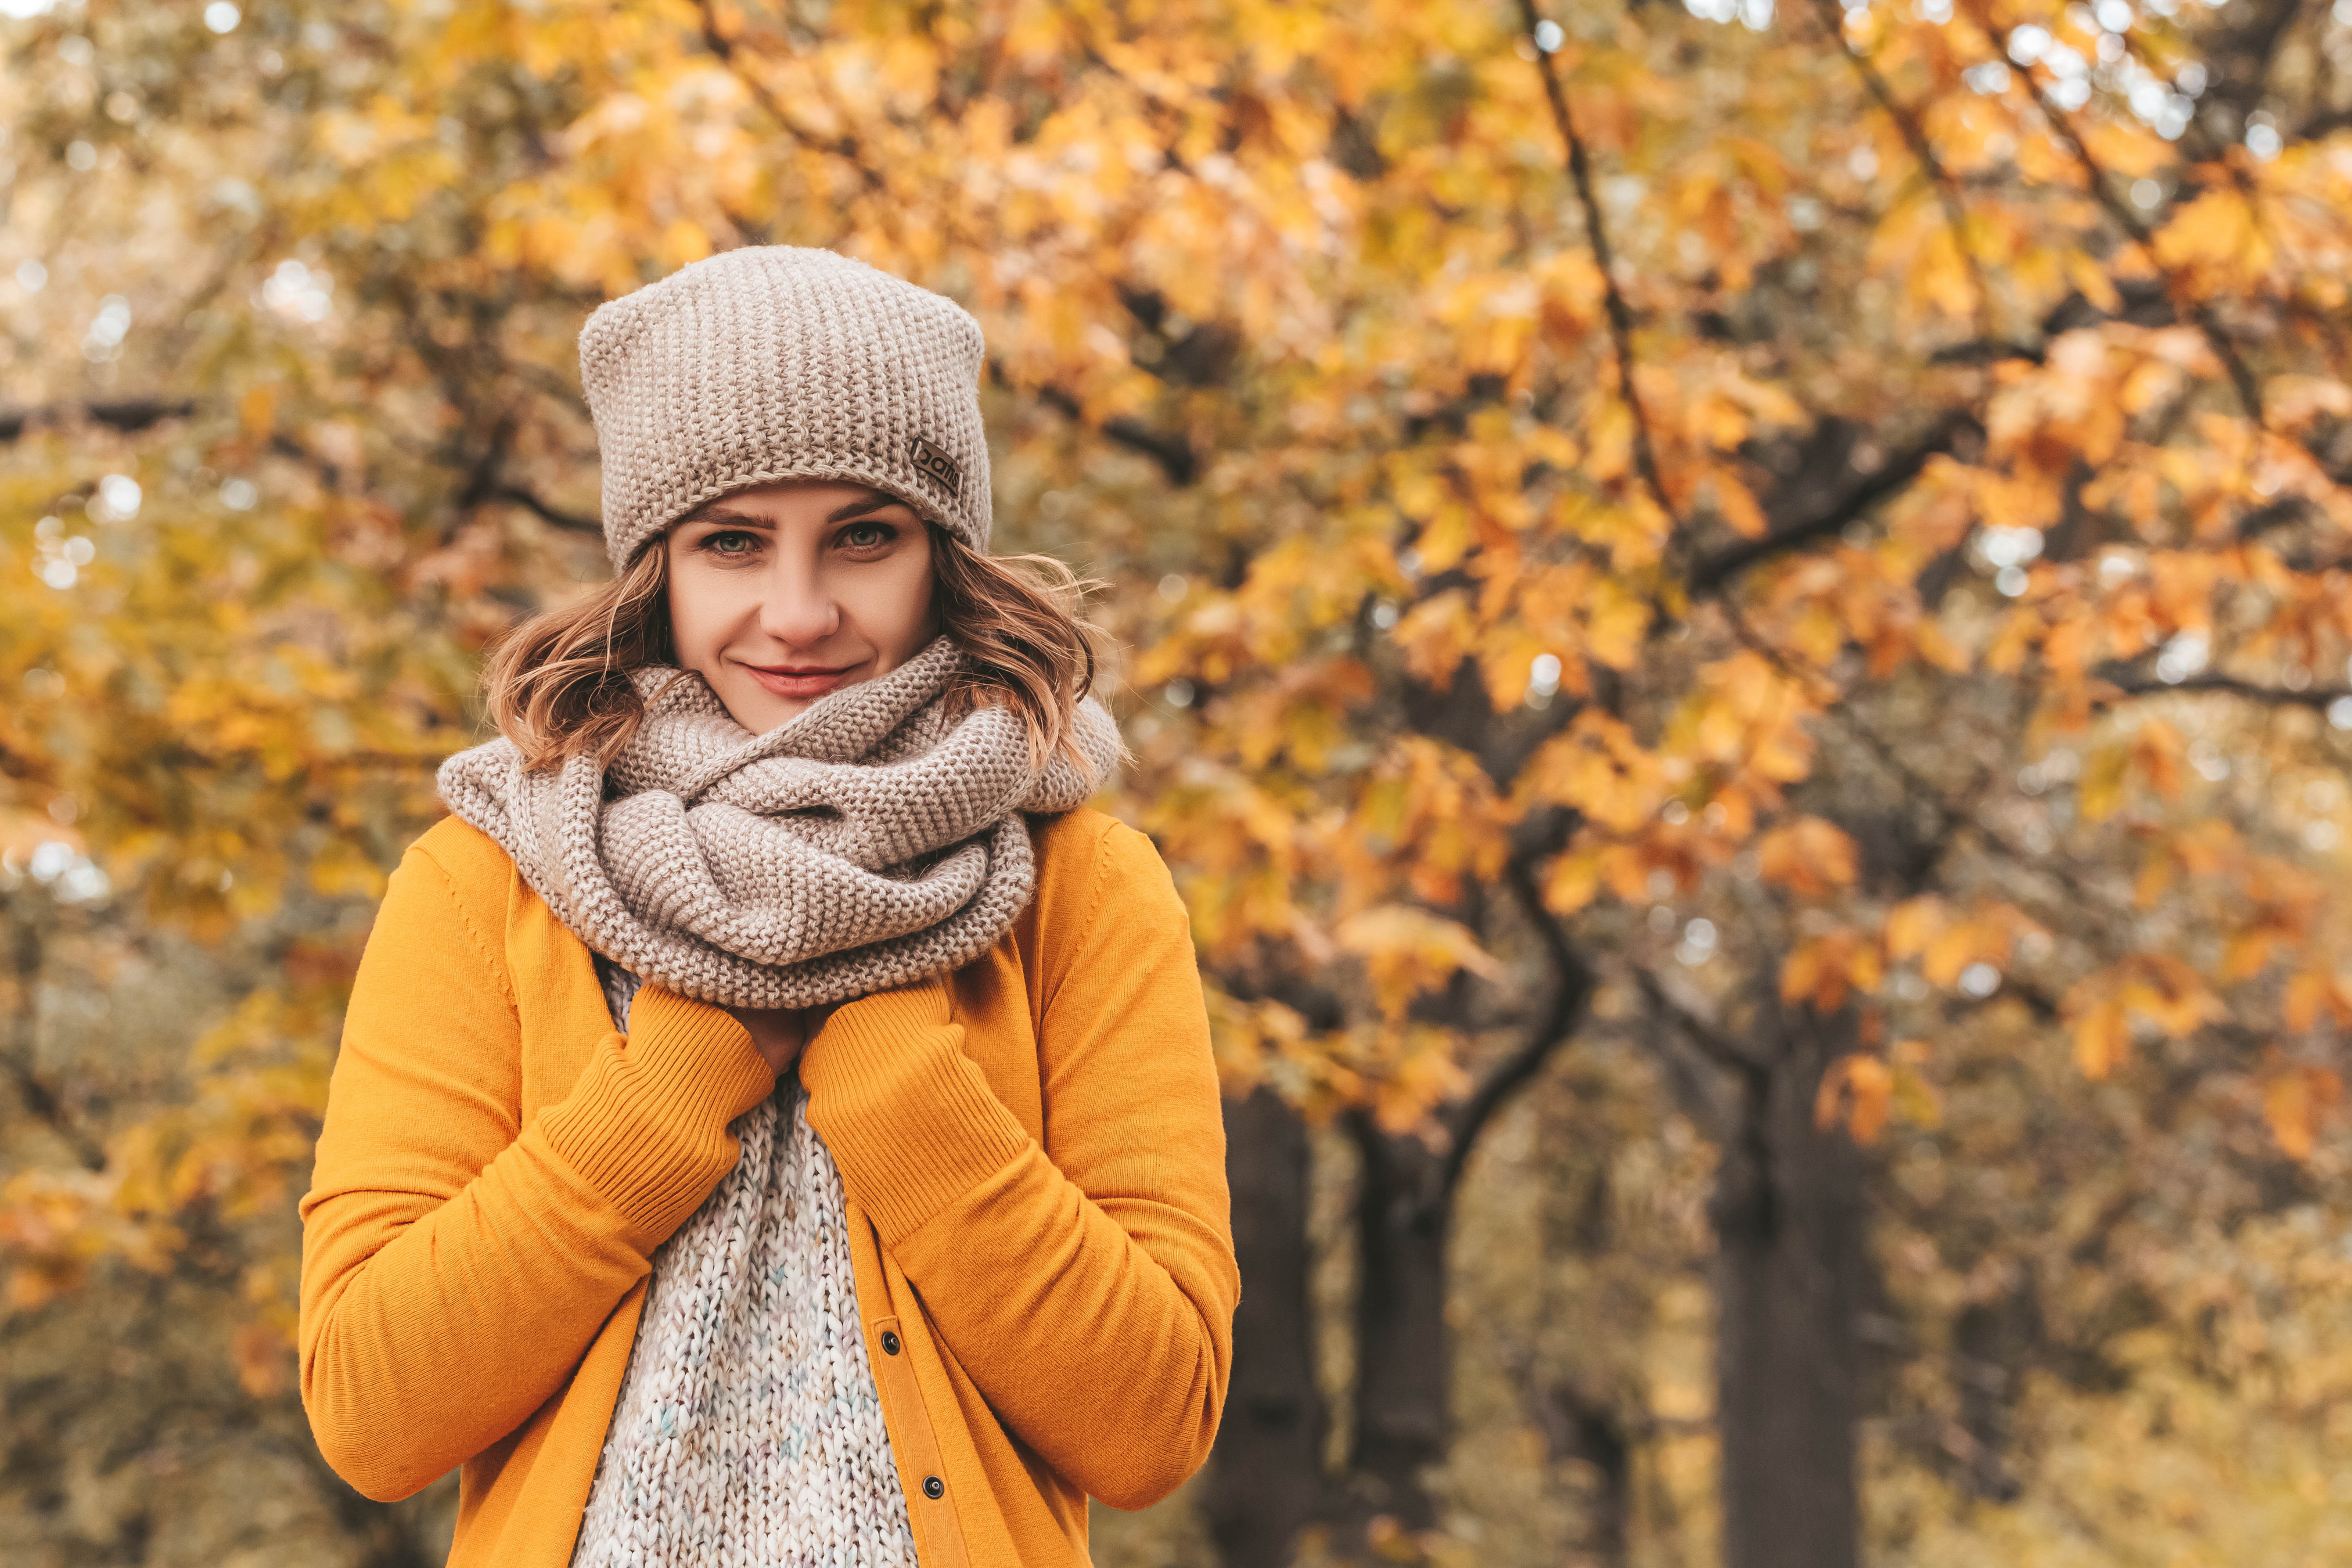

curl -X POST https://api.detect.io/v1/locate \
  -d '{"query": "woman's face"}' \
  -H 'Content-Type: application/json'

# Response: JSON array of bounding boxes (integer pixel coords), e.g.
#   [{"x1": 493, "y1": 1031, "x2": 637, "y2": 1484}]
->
[{"x1": 664, "y1": 480, "x2": 939, "y2": 733}]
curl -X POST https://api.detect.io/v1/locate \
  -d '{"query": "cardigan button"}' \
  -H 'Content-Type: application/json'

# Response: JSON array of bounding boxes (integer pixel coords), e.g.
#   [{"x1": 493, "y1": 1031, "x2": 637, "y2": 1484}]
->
[
  {"x1": 880, "y1": 1330, "x2": 901, "y2": 1356},
  {"x1": 923, "y1": 1475, "x2": 945, "y2": 1501}
]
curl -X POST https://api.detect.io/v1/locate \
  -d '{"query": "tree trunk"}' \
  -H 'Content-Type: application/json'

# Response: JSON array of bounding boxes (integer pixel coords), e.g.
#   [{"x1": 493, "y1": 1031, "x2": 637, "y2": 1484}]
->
[
  {"x1": 1711, "y1": 995, "x2": 1868, "y2": 1568},
  {"x1": 1346, "y1": 1113, "x2": 1450, "y2": 1531},
  {"x1": 1540, "y1": 1384, "x2": 1631, "y2": 1567},
  {"x1": 1947, "y1": 1277, "x2": 2033, "y2": 1501},
  {"x1": 1206, "y1": 1088, "x2": 1328, "y2": 1568}
]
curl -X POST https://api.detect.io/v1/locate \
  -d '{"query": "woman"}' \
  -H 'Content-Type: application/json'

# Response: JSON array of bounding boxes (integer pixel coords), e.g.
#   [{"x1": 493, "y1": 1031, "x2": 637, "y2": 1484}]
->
[{"x1": 297, "y1": 246, "x2": 1238, "y2": 1568}]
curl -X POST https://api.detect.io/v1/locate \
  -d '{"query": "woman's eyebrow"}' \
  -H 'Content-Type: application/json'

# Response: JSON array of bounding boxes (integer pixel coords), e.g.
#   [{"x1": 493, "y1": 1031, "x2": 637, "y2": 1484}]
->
[
  {"x1": 681, "y1": 491, "x2": 902, "y2": 527},
  {"x1": 825, "y1": 491, "x2": 905, "y2": 523}
]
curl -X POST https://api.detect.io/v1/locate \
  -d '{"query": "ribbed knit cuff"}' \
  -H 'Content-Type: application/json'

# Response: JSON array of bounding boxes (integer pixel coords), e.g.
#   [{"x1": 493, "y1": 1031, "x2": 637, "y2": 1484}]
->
[
  {"x1": 535, "y1": 986, "x2": 776, "y2": 1247},
  {"x1": 800, "y1": 979, "x2": 1034, "y2": 1247}
]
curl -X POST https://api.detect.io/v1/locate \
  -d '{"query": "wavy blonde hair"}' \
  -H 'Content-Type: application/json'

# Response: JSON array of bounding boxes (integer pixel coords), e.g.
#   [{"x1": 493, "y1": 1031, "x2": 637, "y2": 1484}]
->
[{"x1": 483, "y1": 524, "x2": 1113, "y2": 774}]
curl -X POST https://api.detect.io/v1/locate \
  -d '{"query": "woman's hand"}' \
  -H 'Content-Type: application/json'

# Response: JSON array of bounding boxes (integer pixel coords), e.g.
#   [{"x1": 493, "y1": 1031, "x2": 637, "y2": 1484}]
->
[
  {"x1": 793, "y1": 974, "x2": 953, "y2": 1105},
  {"x1": 722, "y1": 1005, "x2": 835, "y2": 1076}
]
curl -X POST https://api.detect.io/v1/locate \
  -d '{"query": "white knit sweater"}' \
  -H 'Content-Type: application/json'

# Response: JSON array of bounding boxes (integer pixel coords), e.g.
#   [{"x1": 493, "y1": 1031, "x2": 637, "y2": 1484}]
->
[{"x1": 569, "y1": 962, "x2": 922, "y2": 1566}]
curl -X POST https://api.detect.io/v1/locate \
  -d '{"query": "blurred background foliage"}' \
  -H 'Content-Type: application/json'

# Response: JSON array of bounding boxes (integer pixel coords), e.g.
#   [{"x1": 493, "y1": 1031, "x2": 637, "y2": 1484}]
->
[{"x1": 7, "y1": 0, "x2": 2352, "y2": 1564}]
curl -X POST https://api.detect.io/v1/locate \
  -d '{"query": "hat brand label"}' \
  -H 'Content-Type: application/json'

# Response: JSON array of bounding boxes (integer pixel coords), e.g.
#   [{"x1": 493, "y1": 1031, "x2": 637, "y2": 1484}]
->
[{"x1": 908, "y1": 435, "x2": 961, "y2": 498}]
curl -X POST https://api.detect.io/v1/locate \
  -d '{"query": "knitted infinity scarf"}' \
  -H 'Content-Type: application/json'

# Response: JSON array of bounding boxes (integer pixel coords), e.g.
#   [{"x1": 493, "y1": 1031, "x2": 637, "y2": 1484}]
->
[{"x1": 436, "y1": 635, "x2": 1121, "y2": 1010}]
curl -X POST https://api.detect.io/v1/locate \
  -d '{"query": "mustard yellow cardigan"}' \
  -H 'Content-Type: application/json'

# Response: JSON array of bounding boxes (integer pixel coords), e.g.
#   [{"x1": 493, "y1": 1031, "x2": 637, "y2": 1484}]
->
[{"x1": 298, "y1": 807, "x2": 1236, "y2": 1568}]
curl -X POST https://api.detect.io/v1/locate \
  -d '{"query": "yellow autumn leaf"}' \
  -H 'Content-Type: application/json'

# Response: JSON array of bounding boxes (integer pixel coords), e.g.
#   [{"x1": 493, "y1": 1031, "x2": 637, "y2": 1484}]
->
[
  {"x1": 2073, "y1": 998, "x2": 2131, "y2": 1080},
  {"x1": 1756, "y1": 817, "x2": 1858, "y2": 899},
  {"x1": 1884, "y1": 897, "x2": 1945, "y2": 961},
  {"x1": 1814, "y1": 1053, "x2": 1895, "y2": 1145},
  {"x1": 1782, "y1": 930, "x2": 1881, "y2": 1013},
  {"x1": 1334, "y1": 905, "x2": 1505, "y2": 1020},
  {"x1": 2263, "y1": 1066, "x2": 2343, "y2": 1162}
]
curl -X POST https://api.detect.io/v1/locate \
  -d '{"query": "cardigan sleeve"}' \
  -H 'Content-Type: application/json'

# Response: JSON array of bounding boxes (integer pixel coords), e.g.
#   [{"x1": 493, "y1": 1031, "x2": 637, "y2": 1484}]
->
[
  {"x1": 799, "y1": 819, "x2": 1238, "y2": 1510},
  {"x1": 296, "y1": 838, "x2": 775, "y2": 1502}
]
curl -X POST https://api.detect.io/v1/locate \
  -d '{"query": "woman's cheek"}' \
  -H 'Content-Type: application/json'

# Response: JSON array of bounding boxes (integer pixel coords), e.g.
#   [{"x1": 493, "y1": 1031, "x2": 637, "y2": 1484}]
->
[
  {"x1": 664, "y1": 576, "x2": 707, "y2": 661},
  {"x1": 667, "y1": 562, "x2": 744, "y2": 666},
  {"x1": 886, "y1": 562, "x2": 940, "y2": 660}
]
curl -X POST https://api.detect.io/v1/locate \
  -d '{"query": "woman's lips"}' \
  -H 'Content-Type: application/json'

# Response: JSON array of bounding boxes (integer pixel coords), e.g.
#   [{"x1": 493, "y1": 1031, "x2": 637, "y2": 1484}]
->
[{"x1": 739, "y1": 661, "x2": 862, "y2": 701}]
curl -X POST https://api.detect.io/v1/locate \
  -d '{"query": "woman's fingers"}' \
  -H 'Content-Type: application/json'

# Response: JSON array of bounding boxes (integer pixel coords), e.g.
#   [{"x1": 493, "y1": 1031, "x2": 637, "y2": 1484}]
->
[{"x1": 724, "y1": 1005, "x2": 812, "y2": 1074}]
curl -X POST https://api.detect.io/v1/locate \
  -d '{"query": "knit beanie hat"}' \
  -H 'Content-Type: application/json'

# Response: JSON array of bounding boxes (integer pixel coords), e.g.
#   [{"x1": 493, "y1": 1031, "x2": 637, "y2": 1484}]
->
[{"x1": 579, "y1": 246, "x2": 992, "y2": 569}]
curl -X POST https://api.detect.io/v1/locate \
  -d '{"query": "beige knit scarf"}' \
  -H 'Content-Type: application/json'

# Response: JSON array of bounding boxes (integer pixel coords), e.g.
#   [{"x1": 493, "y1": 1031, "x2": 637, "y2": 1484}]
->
[{"x1": 436, "y1": 635, "x2": 1121, "y2": 1010}]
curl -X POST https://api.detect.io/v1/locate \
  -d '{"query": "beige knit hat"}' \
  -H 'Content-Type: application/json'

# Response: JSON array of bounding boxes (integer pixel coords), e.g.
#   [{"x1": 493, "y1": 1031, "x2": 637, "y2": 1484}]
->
[{"x1": 579, "y1": 247, "x2": 992, "y2": 568}]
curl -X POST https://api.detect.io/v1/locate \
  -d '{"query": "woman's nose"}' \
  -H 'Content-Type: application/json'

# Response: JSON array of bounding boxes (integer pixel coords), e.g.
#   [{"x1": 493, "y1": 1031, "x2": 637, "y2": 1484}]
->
[{"x1": 757, "y1": 564, "x2": 840, "y2": 646}]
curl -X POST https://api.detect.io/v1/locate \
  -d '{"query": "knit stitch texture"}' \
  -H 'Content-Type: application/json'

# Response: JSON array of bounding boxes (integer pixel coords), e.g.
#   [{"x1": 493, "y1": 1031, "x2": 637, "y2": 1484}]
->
[
  {"x1": 570, "y1": 966, "x2": 919, "y2": 1568},
  {"x1": 579, "y1": 246, "x2": 992, "y2": 567},
  {"x1": 434, "y1": 636, "x2": 1122, "y2": 1010}
]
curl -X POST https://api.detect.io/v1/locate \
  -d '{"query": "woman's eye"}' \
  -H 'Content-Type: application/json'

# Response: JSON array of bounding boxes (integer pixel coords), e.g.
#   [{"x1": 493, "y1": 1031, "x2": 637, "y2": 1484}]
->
[
  {"x1": 706, "y1": 530, "x2": 757, "y2": 555},
  {"x1": 840, "y1": 522, "x2": 894, "y2": 549}
]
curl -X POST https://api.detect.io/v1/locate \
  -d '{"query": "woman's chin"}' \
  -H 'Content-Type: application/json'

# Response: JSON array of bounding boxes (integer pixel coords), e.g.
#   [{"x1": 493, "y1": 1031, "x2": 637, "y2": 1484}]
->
[{"x1": 713, "y1": 684, "x2": 810, "y2": 734}]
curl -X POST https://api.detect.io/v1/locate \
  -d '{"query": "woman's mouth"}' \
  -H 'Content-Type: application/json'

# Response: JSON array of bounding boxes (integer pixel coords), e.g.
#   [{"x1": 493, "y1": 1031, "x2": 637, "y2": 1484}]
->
[{"x1": 740, "y1": 661, "x2": 862, "y2": 700}]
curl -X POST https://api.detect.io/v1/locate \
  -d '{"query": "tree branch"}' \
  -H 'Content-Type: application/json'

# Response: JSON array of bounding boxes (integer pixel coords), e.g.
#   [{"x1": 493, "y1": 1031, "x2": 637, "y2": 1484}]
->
[
  {"x1": 1437, "y1": 853, "x2": 1595, "y2": 1203},
  {"x1": 3, "y1": 907, "x2": 108, "y2": 1173},
  {"x1": 2094, "y1": 666, "x2": 2352, "y2": 709},
  {"x1": 1517, "y1": 4, "x2": 1678, "y2": 538},
  {"x1": 0, "y1": 398, "x2": 197, "y2": 444},
  {"x1": 694, "y1": 0, "x2": 889, "y2": 194},
  {"x1": 1691, "y1": 409, "x2": 1981, "y2": 591},
  {"x1": 1969, "y1": 0, "x2": 2268, "y2": 423},
  {"x1": 1632, "y1": 965, "x2": 1775, "y2": 1086},
  {"x1": 490, "y1": 484, "x2": 602, "y2": 534},
  {"x1": 2, "y1": 1049, "x2": 109, "y2": 1173},
  {"x1": 1028, "y1": 379, "x2": 1199, "y2": 486},
  {"x1": 2236, "y1": 494, "x2": 2317, "y2": 541},
  {"x1": 1804, "y1": 0, "x2": 1995, "y2": 341}
]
